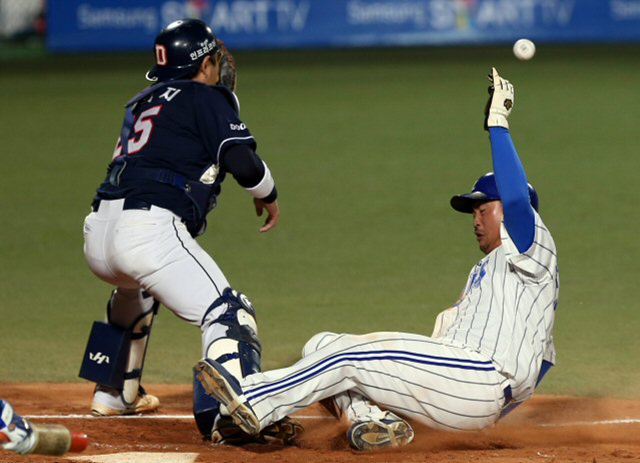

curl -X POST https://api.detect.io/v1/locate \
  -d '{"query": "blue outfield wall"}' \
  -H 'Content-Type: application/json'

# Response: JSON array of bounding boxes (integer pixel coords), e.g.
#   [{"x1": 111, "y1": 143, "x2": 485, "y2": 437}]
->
[{"x1": 48, "y1": 0, "x2": 640, "y2": 52}]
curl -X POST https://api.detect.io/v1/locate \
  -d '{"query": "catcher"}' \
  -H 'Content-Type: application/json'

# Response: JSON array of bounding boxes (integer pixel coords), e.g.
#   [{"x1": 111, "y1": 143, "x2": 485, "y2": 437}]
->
[{"x1": 79, "y1": 18, "x2": 301, "y2": 446}]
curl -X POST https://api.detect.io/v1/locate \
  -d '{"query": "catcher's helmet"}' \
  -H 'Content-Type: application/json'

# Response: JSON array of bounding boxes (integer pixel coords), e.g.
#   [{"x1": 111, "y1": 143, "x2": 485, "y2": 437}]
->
[
  {"x1": 146, "y1": 19, "x2": 219, "y2": 82},
  {"x1": 450, "y1": 172, "x2": 539, "y2": 213}
]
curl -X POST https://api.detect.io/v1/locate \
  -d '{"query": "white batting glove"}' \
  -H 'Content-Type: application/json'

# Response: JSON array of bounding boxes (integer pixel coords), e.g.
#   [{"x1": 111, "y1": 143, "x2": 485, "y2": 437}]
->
[{"x1": 484, "y1": 67, "x2": 514, "y2": 130}]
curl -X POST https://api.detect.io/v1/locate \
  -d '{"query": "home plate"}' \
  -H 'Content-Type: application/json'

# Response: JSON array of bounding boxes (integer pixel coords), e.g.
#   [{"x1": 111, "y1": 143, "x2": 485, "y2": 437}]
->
[{"x1": 70, "y1": 452, "x2": 198, "y2": 463}]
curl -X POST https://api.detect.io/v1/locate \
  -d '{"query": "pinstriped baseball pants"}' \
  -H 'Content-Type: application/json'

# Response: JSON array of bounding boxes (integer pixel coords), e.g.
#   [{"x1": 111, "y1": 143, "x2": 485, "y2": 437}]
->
[{"x1": 241, "y1": 331, "x2": 509, "y2": 431}]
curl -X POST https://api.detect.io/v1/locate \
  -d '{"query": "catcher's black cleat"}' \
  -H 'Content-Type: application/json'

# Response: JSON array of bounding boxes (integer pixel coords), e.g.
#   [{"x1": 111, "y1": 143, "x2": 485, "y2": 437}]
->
[
  {"x1": 210, "y1": 415, "x2": 249, "y2": 445},
  {"x1": 257, "y1": 416, "x2": 304, "y2": 446},
  {"x1": 211, "y1": 415, "x2": 304, "y2": 446},
  {"x1": 194, "y1": 358, "x2": 260, "y2": 435}
]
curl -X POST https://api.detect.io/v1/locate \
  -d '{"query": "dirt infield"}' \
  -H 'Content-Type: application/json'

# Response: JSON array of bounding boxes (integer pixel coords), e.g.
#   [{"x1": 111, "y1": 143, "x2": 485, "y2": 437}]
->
[{"x1": 2, "y1": 383, "x2": 640, "y2": 463}]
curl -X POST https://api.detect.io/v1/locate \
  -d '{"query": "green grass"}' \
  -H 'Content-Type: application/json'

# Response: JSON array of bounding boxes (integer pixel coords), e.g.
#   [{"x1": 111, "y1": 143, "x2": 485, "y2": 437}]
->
[{"x1": 1, "y1": 45, "x2": 639, "y2": 397}]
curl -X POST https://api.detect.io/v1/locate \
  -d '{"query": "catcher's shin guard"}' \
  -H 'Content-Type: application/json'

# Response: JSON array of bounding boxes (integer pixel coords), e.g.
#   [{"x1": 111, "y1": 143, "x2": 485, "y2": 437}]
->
[
  {"x1": 202, "y1": 288, "x2": 262, "y2": 381},
  {"x1": 79, "y1": 289, "x2": 159, "y2": 405},
  {"x1": 195, "y1": 288, "x2": 261, "y2": 441}
]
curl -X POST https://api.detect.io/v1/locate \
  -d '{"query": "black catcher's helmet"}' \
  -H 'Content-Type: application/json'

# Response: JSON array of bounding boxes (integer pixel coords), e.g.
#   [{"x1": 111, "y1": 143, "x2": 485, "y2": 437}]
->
[{"x1": 146, "y1": 19, "x2": 219, "y2": 82}]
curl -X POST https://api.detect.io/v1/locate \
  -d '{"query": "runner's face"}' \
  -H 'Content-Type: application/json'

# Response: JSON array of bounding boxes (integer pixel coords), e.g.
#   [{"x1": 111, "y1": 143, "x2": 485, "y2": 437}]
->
[{"x1": 472, "y1": 200, "x2": 503, "y2": 254}]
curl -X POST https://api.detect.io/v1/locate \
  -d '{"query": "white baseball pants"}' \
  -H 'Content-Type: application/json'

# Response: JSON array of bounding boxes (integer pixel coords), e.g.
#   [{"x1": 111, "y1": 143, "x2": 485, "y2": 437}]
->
[{"x1": 83, "y1": 198, "x2": 232, "y2": 353}]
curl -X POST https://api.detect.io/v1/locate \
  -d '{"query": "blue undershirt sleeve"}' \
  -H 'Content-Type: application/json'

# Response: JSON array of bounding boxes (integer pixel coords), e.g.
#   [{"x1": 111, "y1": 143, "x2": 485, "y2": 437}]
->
[{"x1": 489, "y1": 127, "x2": 535, "y2": 254}]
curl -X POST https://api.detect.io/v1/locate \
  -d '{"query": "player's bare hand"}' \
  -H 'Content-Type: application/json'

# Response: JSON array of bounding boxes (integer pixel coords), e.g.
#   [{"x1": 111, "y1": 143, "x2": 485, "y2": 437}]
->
[{"x1": 254, "y1": 198, "x2": 279, "y2": 233}]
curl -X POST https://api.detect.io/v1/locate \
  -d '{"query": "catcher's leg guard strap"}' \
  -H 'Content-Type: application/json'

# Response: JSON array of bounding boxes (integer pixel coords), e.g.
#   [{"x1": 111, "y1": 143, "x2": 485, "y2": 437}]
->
[{"x1": 120, "y1": 296, "x2": 159, "y2": 405}]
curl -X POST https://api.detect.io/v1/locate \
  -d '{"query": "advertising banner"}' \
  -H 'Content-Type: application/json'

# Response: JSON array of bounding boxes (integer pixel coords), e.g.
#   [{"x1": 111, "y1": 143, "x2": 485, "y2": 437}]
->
[{"x1": 48, "y1": 0, "x2": 640, "y2": 51}]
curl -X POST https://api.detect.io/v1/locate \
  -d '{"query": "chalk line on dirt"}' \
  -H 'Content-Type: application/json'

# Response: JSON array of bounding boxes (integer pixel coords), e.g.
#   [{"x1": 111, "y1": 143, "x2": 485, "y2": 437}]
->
[
  {"x1": 70, "y1": 452, "x2": 198, "y2": 463},
  {"x1": 25, "y1": 414, "x2": 640, "y2": 427},
  {"x1": 26, "y1": 414, "x2": 331, "y2": 420}
]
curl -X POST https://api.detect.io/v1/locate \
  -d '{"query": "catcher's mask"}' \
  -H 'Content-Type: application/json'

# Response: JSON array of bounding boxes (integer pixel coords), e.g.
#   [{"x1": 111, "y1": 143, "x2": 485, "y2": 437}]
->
[
  {"x1": 146, "y1": 18, "x2": 219, "y2": 82},
  {"x1": 450, "y1": 172, "x2": 539, "y2": 213}
]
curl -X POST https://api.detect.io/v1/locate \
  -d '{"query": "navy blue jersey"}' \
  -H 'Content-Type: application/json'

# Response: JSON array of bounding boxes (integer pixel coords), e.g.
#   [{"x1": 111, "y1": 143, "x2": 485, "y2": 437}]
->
[{"x1": 94, "y1": 81, "x2": 256, "y2": 225}]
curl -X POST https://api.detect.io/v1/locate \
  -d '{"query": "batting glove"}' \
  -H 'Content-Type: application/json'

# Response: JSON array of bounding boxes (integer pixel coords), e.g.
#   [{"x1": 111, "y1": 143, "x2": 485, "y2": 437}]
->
[
  {"x1": 484, "y1": 67, "x2": 514, "y2": 130},
  {"x1": 0, "y1": 400, "x2": 36, "y2": 454}
]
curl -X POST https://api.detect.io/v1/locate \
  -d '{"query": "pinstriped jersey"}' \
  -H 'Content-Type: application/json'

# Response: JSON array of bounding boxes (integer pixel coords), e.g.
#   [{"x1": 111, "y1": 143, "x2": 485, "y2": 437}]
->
[{"x1": 435, "y1": 210, "x2": 558, "y2": 403}]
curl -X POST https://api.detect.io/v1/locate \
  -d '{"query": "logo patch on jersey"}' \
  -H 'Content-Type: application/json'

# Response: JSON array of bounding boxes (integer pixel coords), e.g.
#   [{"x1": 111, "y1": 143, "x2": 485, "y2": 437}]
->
[
  {"x1": 469, "y1": 260, "x2": 488, "y2": 290},
  {"x1": 229, "y1": 122, "x2": 247, "y2": 131}
]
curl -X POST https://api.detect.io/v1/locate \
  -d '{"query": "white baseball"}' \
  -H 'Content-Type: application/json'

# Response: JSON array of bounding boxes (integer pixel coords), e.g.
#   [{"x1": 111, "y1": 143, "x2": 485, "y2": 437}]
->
[{"x1": 513, "y1": 38, "x2": 536, "y2": 61}]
